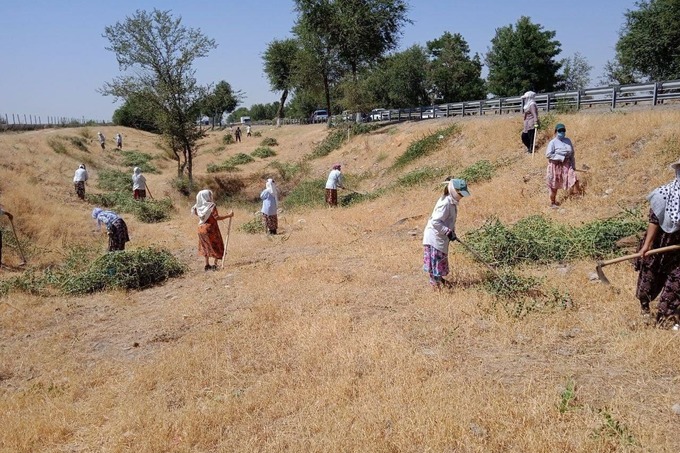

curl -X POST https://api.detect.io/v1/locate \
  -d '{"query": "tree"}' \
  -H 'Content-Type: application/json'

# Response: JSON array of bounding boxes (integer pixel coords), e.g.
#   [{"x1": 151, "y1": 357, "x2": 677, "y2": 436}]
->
[
  {"x1": 600, "y1": 58, "x2": 639, "y2": 85},
  {"x1": 101, "y1": 9, "x2": 216, "y2": 181},
  {"x1": 485, "y1": 16, "x2": 562, "y2": 97},
  {"x1": 202, "y1": 81, "x2": 241, "y2": 128},
  {"x1": 426, "y1": 32, "x2": 485, "y2": 102},
  {"x1": 615, "y1": 0, "x2": 680, "y2": 81},
  {"x1": 112, "y1": 93, "x2": 160, "y2": 133},
  {"x1": 559, "y1": 52, "x2": 592, "y2": 90},
  {"x1": 292, "y1": 0, "x2": 410, "y2": 123},
  {"x1": 263, "y1": 39, "x2": 300, "y2": 126}
]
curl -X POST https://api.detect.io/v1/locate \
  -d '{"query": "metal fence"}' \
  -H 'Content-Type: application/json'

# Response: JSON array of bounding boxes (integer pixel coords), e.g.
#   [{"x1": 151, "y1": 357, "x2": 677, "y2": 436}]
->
[{"x1": 0, "y1": 114, "x2": 109, "y2": 132}]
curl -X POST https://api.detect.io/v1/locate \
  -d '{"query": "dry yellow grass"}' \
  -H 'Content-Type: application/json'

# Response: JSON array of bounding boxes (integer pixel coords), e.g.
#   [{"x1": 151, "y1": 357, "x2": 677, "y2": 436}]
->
[{"x1": 1, "y1": 109, "x2": 680, "y2": 452}]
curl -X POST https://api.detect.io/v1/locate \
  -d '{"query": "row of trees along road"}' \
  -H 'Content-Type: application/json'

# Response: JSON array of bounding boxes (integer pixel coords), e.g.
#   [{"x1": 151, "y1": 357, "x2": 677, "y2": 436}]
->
[{"x1": 102, "y1": 1, "x2": 680, "y2": 180}]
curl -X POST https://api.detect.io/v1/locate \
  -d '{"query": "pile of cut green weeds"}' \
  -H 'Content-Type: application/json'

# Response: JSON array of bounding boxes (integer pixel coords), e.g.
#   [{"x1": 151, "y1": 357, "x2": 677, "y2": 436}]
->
[
  {"x1": 0, "y1": 247, "x2": 185, "y2": 297},
  {"x1": 392, "y1": 124, "x2": 459, "y2": 168},
  {"x1": 120, "y1": 150, "x2": 158, "y2": 173},
  {"x1": 88, "y1": 169, "x2": 174, "y2": 222}
]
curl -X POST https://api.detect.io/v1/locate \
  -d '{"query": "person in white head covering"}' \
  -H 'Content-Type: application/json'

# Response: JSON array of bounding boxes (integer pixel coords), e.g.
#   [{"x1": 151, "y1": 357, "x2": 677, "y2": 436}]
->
[
  {"x1": 260, "y1": 178, "x2": 279, "y2": 234},
  {"x1": 73, "y1": 164, "x2": 89, "y2": 200},
  {"x1": 635, "y1": 159, "x2": 680, "y2": 326},
  {"x1": 520, "y1": 91, "x2": 539, "y2": 153},
  {"x1": 191, "y1": 189, "x2": 234, "y2": 271},
  {"x1": 115, "y1": 133, "x2": 123, "y2": 150},
  {"x1": 97, "y1": 131, "x2": 106, "y2": 150},
  {"x1": 132, "y1": 167, "x2": 147, "y2": 201},
  {"x1": 422, "y1": 177, "x2": 471, "y2": 290}
]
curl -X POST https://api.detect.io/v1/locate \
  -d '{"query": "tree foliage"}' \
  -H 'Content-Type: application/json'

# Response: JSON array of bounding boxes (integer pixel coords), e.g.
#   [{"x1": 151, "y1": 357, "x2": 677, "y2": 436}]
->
[
  {"x1": 101, "y1": 9, "x2": 217, "y2": 181},
  {"x1": 485, "y1": 16, "x2": 562, "y2": 97},
  {"x1": 615, "y1": 0, "x2": 680, "y2": 81},
  {"x1": 426, "y1": 32, "x2": 485, "y2": 102},
  {"x1": 559, "y1": 52, "x2": 592, "y2": 90},
  {"x1": 202, "y1": 81, "x2": 241, "y2": 128},
  {"x1": 112, "y1": 94, "x2": 160, "y2": 133},
  {"x1": 263, "y1": 39, "x2": 300, "y2": 125}
]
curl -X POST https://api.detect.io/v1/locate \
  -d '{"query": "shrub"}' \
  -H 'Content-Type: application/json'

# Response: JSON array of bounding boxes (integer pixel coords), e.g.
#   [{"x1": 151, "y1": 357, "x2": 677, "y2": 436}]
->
[
  {"x1": 87, "y1": 192, "x2": 173, "y2": 223},
  {"x1": 339, "y1": 189, "x2": 383, "y2": 207},
  {"x1": 61, "y1": 248, "x2": 185, "y2": 294},
  {"x1": 67, "y1": 136, "x2": 89, "y2": 152},
  {"x1": 252, "y1": 131, "x2": 262, "y2": 137},
  {"x1": 121, "y1": 150, "x2": 158, "y2": 173},
  {"x1": 207, "y1": 162, "x2": 240, "y2": 173},
  {"x1": 240, "y1": 216, "x2": 264, "y2": 234},
  {"x1": 396, "y1": 167, "x2": 446, "y2": 187},
  {"x1": 226, "y1": 153, "x2": 255, "y2": 166},
  {"x1": 393, "y1": 125, "x2": 459, "y2": 168},
  {"x1": 282, "y1": 178, "x2": 326, "y2": 209},
  {"x1": 260, "y1": 137, "x2": 278, "y2": 146},
  {"x1": 97, "y1": 169, "x2": 131, "y2": 192},
  {"x1": 251, "y1": 147, "x2": 276, "y2": 158},
  {"x1": 171, "y1": 176, "x2": 193, "y2": 196},
  {"x1": 458, "y1": 160, "x2": 495, "y2": 183},
  {"x1": 268, "y1": 160, "x2": 310, "y2": 182},
  {"x1": 223, "y1": 134, "x2": 234, "y2": 145},
  {"x1": 307, "y1": 123, "x2": 383, "y2": 160},
  {"x1": 47, "y1": 137, "x2": 68, "y2": 154}
]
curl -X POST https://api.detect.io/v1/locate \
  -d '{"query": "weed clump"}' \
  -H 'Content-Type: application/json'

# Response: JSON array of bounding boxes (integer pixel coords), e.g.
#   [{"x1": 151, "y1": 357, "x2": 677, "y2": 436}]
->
[
  {"x1": 87, "y1": 192, "x2": 173, "y2": 223},
  {"x1": 307, "y1": 123, "x2": 383, "y2": 160},
  {"x1": 397, "y1": 167, "x2": 446, "y2": 187},
  {"x1": 393, "y1": 124, "x2": 459, "y2": 168},
  {"x1": 121, "y1": 150, "x2": 158, "y2": 173},
  {"x1": 47, "y1": 137, "x2": 68, "y2": 154},
  {"x1": 458, "y1": 160, "x2": 495, "y2": 183},
  {"x1": 240, "y1": 216, "x2": 264, "y2": 234},
  {"x1": 207, "y1": 162, "x2": 240, "y2": 173},
  {"x1": 282, "y1": 179, "x2": 326, "y2": 209},
  {"x1": 66, "y1": 136, "x2": 89, "y2": 152},
  {"x1": 260, "y1": 137, "x2": 278, "y2": 147},
  {"x1": 251, "y1": 147, "x2": 277, "y2": 158},
  {"x1": 465, "y1": 211, "x2": 646, "y2": 265},
  {"x1": 268, "y1": 161, "x2": 310, "y2": 182},
  {"x1": 223, "y1": 134, "x2": 234, "y2": 145},
  {"x1": 227, "y1": 153, "x2": 255, "y2": 166}
]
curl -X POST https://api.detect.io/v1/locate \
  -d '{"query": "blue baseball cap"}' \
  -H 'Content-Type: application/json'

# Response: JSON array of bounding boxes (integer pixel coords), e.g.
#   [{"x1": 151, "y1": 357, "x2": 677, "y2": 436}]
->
[{"x1": 451, "y1": 178, "x2": 470, "y2": 197}]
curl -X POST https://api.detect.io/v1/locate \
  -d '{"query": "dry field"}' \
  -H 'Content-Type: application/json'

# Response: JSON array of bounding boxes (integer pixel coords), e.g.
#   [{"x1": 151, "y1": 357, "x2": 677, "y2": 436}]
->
[{"x1": 1, "y1": 108, "x2": 680, "y2": 452}]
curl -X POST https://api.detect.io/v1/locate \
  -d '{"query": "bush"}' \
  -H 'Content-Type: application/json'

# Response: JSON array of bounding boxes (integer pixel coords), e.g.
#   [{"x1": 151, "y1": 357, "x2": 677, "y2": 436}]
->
[
  {"x1": 66, "y1": 136, "x2": 89, "y2": 152},
  {"x1": 282, "y1": 178, "x2": 326, "y2": 209},
  {"x1": 393, "y1": 125, "x2": 459, "y2": 168},
  {"x1": 226, "y1": 153, "x2": 255, "y2": 166},
  {"x1": 223, "y1": 134, "x2": 234, "y2": 145},
  {"x1": 307, "y1": 123, "x2": 383, "y2": 160},
  {"x1": 240, "y1": 216, "x2": 264, "y2": 234},
  {"x1": 268, "y1": 160, "x2": 310, "y2": 182},
  {"x1": 47, "y1": 137, "x2": 68, "y2": 154},
  {"x1": 97, "y1": 169, "x2": 131, "y2": 192},
  {"x1": 207, "y1": 162, "x2": 240, "y2": 173},
  {"x1": 260, "y1": 137, "x2": 278, "y2": 146},
  {"x1": 465, "y1": 211, "x2": 646, "y2": 266},
  {"x1": 121, "y1": 150, "x2": 158, "y2": 173},
  {"x1": 252, "y1": 131, "x2": 262, "y2": 137},
  {"x1": 458, "y1": 160, "x2": 495, "y2": 183},
  {"x1": 396, "y1": 167, "x2": 446, "y2": 187},
  {"x1": 171, "y1": 176, "x2": 193, "y2": 196},
  {"x1": 251, "y1": 147, "x2": 277, "y2": 158},
  {"x1": 61, "y1": 248, "x2": 186, "y2": 294}
]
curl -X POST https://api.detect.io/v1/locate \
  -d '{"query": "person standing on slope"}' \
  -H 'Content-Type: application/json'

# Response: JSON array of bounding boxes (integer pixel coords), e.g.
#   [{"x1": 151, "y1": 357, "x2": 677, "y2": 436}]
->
[
  {"x1": 520, "y1": 91, "x2": 539, "y2": 154},
  {"x1": 325, "y1": 163, "x2": 344, "y2": 207},
  {"x1": 73, "y1": 164, "x2": 89, "y2": 200}
]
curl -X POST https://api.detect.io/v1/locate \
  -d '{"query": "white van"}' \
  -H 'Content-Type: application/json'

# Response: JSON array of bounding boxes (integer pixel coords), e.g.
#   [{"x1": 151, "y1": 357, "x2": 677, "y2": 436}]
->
[{"x1": 240, "y1": 116, "x2": 251, "y2": 125}]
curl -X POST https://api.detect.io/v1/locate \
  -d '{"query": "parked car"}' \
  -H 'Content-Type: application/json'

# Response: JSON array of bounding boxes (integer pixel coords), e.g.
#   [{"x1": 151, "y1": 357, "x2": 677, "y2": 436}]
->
[
  {"x1": 369, "y1": 108, "x2": 388, "y2": 121},
  {"x1": 422, "y1": 108, "x2": 447, "y2": 119},
  {"x1": 310, "y1": 109, "x2": 329, "y2": 123}
]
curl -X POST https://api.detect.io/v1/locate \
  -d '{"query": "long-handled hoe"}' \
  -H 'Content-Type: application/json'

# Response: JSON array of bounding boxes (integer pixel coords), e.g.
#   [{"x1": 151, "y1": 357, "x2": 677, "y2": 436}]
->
[
  {"x1": 454, "y1": 237, "x2": 511, "y2": 290},
  {"x1": 220, "y1": 216, "x2": 233, "y2": 270},
  {"x1": 595, "y1": 245, "x2": 680, "y2": 284}
]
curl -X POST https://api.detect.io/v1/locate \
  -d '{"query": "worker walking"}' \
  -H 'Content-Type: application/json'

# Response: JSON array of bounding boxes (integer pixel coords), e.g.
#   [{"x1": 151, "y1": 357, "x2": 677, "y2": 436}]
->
[{"x1": 73, "y1": 164, "x2": 89, "y2": 200}]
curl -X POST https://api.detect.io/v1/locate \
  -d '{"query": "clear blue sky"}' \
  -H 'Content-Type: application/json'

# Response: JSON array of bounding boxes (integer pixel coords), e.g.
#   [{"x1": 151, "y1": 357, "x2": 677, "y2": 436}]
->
[{"x1": 0, "y1": 0, "x2": 638, "y2": 122}]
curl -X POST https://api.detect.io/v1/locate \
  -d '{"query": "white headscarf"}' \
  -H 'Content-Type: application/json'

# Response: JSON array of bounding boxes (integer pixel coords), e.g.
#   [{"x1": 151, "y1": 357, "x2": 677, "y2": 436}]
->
[
  {"x1": 266, "y1": 178, "x2": 278, "y2": 202},
  {"x1": 647, "y1": 169, "x2": 680, "y2": 234},
  {"x1": 191, "y1": 189, "x2": 216, "y2": 225},
  {"x1": 522, "y1": 91, "x2": 536, "y2": 112},
  {"x1": 133, "y1": 167, "x2": 141, "y2": 176}
]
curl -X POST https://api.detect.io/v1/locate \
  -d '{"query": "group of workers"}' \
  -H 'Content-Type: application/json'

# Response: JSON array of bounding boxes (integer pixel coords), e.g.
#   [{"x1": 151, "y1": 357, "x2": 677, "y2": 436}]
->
[{"x1": 97, "y1": 132, "x2": 123, "y2": 151}]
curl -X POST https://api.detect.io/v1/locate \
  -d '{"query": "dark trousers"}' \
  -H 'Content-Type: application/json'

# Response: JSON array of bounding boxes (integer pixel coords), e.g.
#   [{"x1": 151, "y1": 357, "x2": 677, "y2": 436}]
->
[{"x1": 521, "y1": 129, "x2": 536, "y2": 152}]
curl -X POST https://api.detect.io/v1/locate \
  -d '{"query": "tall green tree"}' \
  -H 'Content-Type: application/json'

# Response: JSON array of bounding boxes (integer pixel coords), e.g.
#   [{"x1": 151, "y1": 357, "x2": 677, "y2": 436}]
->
[
  {"x1": 101, "y1": 9, "x2": 216, "y2": 181},
  {"x1": 112, "y1": 93, "x2": 160, "y2": 133},
  {"x1": 426, "y1": 32, "x2": 486, "y2": 102},
  {"x1": 292, "y1": 0, "x2": 410, "y2": 123},
  {"x1": 559, "y1": 52, "x2": 592, "y2": 90},
  {"x1": 202, "y1": 81, "x2": 241, "y2": 128},
  {"x1": 263, "y1": 39, "x2": 300, "y2": 126},
  {"x1": 615, "y1": 0, "x2": 680, "y2": 81},
  {"x1": 485, "y1": 16, "x2": 562, "y2": 97}
]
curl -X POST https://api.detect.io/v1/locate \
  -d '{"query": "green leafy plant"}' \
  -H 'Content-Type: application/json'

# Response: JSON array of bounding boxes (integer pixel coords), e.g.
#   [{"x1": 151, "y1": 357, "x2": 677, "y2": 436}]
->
[
  {"x1": 226, "y1": 153, "x2": 255, "y2": 166},
  {"x1": 282, "y1": 178, "x2": 326, "y2": 209},
  {"x1": 171, "y1": 176, "x2": 193, "y2": 196},
  {"x1": 251, "y1": 147, "x2": 277, "y2": 158},
  {"x1": 239, "y1": 216, "x2": 264, "y2": 234},
  {"x1": 223, "y1": 133, "x2": 234, "y2": 145},
  {"x1": 268, "y1": 160, "x2": 310, "y2": 182},
  {"x1": 396, "y1": 167, "x2": 446, "y2": 187},
  {"x1": 558, "y1": 379, "x2": 577, "y2": 413},
  {"x1": 458, "y1": 160, "x2": 495, "y2": 183},
  {"x1": 592, "y1": 409, "x2": 639, "y2": 447},
  {"x1": 121, "y1": 150, "x2": 158, "y2": 173},
  {"x1": 260, "y1": 137, "x2": 278, "y2": 146},
  {"x1": 393, "y1": 124, "x2": 459, "y2": 168},
  {"x1": 97, "y1": 169, "x2": 131, "y2": 192},
  {"x1": 307, "y1": 123, "x2": 383, "y2": 160},
  {"x1": 207, "y1": 162, "x2": 240, "y2": 173}
]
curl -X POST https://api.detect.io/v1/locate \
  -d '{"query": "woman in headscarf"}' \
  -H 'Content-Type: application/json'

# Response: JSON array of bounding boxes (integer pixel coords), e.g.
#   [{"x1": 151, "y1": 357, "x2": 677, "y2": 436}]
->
[
  {"x1": 521, "y1": 91, "x2": 539, "y2": 154},
  {"x1": 545, "y1": 122, "x2": 581, "y2": 208},
  {"x1": 260, "y1": 178, "x2": 278, "y2": 235},
  {"x1": 92, "y1": 207, "x2": 130, "y2": 252},
  {"x1": 422, "y1": 177, "x2": 471, "y2": 290},
  {"x1": 191, "y1": 189, "x2": 234, "y2": 271},
  {"x1": 73, "y1": 164, "x2": 88, "y2": 200},
  {"x1": 325, "y1": 163, "x2": 344, "y2": 207},
  {"x1": 635, "y1": 159, "x2": 680, "y2": 327},
  {"x1": 132, "y1": 167, "x2": 147, "y2": 201}
]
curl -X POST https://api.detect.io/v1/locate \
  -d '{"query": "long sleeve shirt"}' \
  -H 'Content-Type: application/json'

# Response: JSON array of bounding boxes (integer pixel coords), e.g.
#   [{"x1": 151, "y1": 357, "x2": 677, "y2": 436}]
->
[
  {"x1": 260, "y1": 189, "x2": 278, "y2": 216},
  {"x1": 523, "y1": 104, "x2": 539, "y2": 132},
  {"x1": 74, "y1": 168, "x2": 89, "y2": 183},
  {"x1": 95, "y1": 211, "x2": 120, "y2": 231},
  {"x1": 545, "y1": 136, "x2": 576, "y2": 168},
  {"x1": 132, "y1": 174, "x2": 146, "y2": 191},
  {"x1": 325, "y1": 169, "x2": 343, "y2": 190},
  {"x1": 422, "y1": 195, "x2": 458, "y2": 254}
]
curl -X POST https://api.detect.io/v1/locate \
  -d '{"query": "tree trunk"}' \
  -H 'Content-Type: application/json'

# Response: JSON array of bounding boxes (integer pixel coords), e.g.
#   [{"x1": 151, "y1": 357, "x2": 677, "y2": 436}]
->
[
  {"x1": 276, "y1": 89, "x2": 288, "y2": 128},
  {"x1": 186, "y1": 144, "x2": 193, "y2": 183},
  {"x1": 323, "y1": 73, "x2": 331, "y2": 128}
]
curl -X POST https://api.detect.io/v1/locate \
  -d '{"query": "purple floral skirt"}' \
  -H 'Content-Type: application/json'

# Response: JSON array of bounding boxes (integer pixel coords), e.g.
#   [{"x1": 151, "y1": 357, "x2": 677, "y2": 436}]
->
[{"x1": 423, "y1": 245, "x2": 449, "y2": 286}]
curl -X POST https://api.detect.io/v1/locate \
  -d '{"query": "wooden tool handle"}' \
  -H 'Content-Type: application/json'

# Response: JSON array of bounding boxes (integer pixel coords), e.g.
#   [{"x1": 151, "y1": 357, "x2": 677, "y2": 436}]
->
[{"x1": 599, "y1": 244, "x2": 680, "y2": 267}]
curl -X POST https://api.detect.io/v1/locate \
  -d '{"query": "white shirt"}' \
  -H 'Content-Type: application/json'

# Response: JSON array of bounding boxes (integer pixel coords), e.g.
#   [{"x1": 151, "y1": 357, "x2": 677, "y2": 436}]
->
[
  {"x1": 74, "y1": 168, "x2": 88, "y2": 183},
  {"x1": 132, "y1": 173, "x2": 146, "y2": 191},
  {"x1": 545, "y1": 136, "x2": 575, "y2": 167},
  {"x1": 325, "y1": 169, "x2": 343, "y2": 189},
  {"x1": 422, "y1": 195, "x2": 458, "y2": 254}
]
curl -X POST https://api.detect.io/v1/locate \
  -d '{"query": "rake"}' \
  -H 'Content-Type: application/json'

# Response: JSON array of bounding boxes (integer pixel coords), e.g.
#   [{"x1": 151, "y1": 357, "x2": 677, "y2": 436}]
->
[{"x1": 595, "y1": 245, "x2": 680, "y2": 284}]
